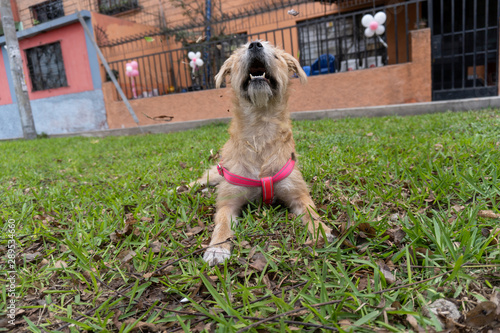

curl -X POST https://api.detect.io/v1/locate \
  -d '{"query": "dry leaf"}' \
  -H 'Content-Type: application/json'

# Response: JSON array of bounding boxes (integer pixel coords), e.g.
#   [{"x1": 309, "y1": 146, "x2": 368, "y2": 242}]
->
[
  {"x1": 121, "y1": 250, "x2": 136, "y2": 263},
  {"x1": 385, "y1": 228, "x2": 406, "y2": 244},
  {"x1": 490, "y1": 289, "x2": 500, "y2": 308},
  {"x1": 176, "y1": 185, "x2": 189, "y2": 193},
  {"x1": 185, "y1": 226, "x2": 204, "y2": 237},
  {"x1": 262, "y1": 274, "x2": 273, "y2": 290},
  {"x1": 478, "y1": 210, "x2": 500, "y2": 219},
  {"x1": 451, "y1": 205, "x2": 465, "y2": 213},
  {"x1": 338, "y1": 319, "x2": 353, "y2": 330},
  {"x1": 248, "y1": 246, "x2": 257, "y2": 260},
  {"x1": 53, "y1": 260, "x2": 67, "y2": 269},
  {"x1": 406, "y1": 314, "x2": 424, "y2": 332},
  {"x1": 250, "y1": 253, "x2": 268, "y2": 272},
  {"x1": 23, "y1": 252, "x2": 42, "y2": 262},
  {"x1": 465, "y1": 301, "x2": 498, "y2": 328},
  {"x1": 358, "y1": 223, "x2": 376, "y2": 238},
  {"x1": 378, "y1": 262, "x2": 396, "y2": 285},
  {"x1": 149, "y1": 240, "x2": 163, "y2": 253}
]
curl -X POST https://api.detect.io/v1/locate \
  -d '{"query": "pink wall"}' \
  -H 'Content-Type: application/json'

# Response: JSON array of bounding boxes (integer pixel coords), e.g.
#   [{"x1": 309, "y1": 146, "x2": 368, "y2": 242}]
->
[
  {"x1": 19, "y1": 22, "x2": 94, "y2": 100},
  {"x1": 0, "y1": 51, "x2": 12, "y2": 105}
]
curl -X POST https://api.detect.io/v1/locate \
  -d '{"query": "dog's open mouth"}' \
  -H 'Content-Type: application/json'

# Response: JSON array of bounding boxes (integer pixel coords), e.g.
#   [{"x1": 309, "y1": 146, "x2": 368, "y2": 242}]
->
[
  {"x1": 244, "y1": 59, "x2": 276, "y2": 91},
  {"x1": 247, "y1": 59, "x2": 271, "y2": 85}
]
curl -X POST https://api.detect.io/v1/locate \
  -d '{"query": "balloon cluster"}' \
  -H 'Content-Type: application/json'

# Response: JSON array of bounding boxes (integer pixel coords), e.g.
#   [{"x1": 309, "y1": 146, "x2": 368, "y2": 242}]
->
[
  {"x1": 361, "y1": 12, "x2": 387, "y2": 38},
  {"x1": 188, "y1": 51, "x2": 204, "y2": 74},
  {"x1": 125, "y1": 61, "x2": 139, "y2": 77}
]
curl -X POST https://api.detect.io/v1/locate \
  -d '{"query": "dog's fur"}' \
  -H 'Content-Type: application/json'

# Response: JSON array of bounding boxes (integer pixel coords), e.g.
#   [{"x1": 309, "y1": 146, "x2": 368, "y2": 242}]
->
[{"x1": 192, "y1": 41, "x2": 334, "y2": 266}]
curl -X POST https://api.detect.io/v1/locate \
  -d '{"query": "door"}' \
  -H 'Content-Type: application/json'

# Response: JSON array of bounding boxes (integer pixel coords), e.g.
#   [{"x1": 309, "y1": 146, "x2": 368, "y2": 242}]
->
[{"x1": 430, "y1": 0, "x2": 499, "y2": 100}]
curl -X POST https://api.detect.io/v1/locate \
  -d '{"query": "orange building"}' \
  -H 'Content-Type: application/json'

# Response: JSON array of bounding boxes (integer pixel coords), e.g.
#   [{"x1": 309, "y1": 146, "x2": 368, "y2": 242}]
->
[{"x1": 1, "y1": 0, "x2": 498, "y2": 136}]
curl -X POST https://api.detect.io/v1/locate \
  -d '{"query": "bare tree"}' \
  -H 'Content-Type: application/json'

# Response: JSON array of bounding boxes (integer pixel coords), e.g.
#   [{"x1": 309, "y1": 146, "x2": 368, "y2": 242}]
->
[{"x1": 0, "y1": 0, "x2": 36, "y2": 139}]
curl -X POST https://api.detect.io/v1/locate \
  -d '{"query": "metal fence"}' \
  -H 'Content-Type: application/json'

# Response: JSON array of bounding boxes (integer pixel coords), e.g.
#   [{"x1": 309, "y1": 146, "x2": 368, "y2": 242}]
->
[
  {"x1": 430, "y1": 0, "x2": 499, "y2": 100},
  {"x1": 106, "y1": 0, "x2": 427, "y2": 100}
]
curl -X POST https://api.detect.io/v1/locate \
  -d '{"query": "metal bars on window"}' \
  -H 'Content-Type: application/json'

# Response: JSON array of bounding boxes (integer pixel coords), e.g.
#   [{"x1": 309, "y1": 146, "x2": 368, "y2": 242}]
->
[
  {"x1": 26, "y1": 42, "x2": 68, "y2": 92},
  {"x1": 30, "y1": 0, "x2": 64, "y2": 25},
  {"x1": 430, "y1": 0, "x2": 499, "y2": 100}
]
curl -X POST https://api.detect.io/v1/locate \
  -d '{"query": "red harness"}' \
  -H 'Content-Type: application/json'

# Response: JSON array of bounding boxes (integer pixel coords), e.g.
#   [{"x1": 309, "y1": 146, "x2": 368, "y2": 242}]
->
[{"x1": 217, "y1": 156, "x2": 296, "y2": 205}]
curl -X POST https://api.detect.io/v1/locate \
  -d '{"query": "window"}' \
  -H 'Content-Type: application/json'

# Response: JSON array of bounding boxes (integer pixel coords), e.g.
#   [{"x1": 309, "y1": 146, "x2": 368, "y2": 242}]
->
[
  {"x1": 298, "y1": 12, "x2": 387, "y2": 72},
  {"x1": 98, "y1": 0, "x2": 139, "y2": 16},
  {"x1": 30, "y1": 0, "x2": 64, "y2": 25},
  {"x1": 26, "y1": 42, "x2": 68, "y2": 91}
]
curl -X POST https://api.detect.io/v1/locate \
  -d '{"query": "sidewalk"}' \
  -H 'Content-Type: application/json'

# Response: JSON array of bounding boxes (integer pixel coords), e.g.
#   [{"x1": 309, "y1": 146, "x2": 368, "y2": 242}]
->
[{"x1": 40, "y1": 95, "x2": 500, "y2": 138}]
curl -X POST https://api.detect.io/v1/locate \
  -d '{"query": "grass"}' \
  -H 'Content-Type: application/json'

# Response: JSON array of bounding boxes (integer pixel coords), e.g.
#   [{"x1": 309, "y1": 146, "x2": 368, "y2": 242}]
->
[{"x1": 1, "y1": 109, "x2": 500, "y2": 332}]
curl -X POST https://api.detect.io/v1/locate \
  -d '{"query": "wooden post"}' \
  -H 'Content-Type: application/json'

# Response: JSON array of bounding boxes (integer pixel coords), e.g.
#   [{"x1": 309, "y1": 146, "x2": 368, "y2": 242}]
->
[{"x1": 0, "y1": 0, "x2": 37, "y2": 139}]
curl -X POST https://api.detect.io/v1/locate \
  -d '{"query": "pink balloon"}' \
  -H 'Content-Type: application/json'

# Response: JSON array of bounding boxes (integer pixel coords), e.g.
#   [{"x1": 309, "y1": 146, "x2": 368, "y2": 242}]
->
[
  {"x1": 131, "y1": 61, "x2": 138, "y2": 70},
  {"x1": 369, "y1": 21, "x2": 378, "y2": 31},
  {"x1": 126, "y1": 71, "x2": 131, "y2": 77},
  {"x1": 131, "y1": 69, "x2": 139, "y2": 76}
]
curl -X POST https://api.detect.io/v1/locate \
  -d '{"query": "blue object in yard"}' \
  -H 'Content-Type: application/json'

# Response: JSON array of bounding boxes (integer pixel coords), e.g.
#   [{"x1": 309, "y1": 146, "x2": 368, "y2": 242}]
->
[
  {"x1": 308, "y1": 54, "x2": 336, "y2": 76},
  {"x1": 302, "y1": 65, "x2": 311, "y2": 76}
]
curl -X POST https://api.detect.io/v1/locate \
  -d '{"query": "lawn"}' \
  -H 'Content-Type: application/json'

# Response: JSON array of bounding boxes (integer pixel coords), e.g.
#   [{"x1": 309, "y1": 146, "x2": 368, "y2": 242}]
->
[{"x1": 1, "y1": 109, "x2": 500, "y2": 332}]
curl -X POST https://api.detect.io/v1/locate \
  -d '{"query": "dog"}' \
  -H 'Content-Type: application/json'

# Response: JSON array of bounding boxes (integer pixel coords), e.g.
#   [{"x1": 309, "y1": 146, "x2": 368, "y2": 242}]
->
[{"x1": 192, "y1": 41, "x2": 334, "y2": 266}]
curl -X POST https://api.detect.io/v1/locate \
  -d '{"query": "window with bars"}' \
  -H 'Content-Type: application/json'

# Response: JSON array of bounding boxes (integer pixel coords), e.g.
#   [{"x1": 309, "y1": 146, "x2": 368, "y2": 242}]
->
[
  {"x1": 298, "y1": 12, "x2": 387, "y2": 73},
  {"x1": 98, "y1": 0, "x2": 139, "y2": 16},
  {"x1": 26, "y1": 42, "x2": 68, "y2": 92},
  {"x1": 30, "y1": 0, "x2": 64, "y2": 25}
]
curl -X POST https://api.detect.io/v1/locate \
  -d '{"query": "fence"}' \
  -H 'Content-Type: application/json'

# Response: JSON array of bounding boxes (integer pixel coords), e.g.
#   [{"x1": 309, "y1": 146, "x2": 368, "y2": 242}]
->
[{"x1": 106, "y1": 0, "x2": 427, "y2": 101}]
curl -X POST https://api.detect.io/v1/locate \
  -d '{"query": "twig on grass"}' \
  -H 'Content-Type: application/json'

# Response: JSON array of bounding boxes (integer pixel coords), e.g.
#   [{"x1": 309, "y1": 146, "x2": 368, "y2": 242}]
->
[{"x1": 141, "y1": 112, "x2": 174, "y2": 122}]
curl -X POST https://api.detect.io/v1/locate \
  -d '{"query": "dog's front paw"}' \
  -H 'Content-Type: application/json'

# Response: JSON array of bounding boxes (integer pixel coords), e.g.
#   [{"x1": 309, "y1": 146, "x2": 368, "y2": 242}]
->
[{"x1": 203, "y1": 247, "x2": 231, "y2": 266}]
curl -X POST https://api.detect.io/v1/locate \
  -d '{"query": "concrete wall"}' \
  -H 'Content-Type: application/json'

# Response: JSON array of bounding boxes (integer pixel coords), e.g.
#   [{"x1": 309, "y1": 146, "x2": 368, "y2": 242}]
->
[
  {"x1": 0, "y1": 90, "x2": 107, "y2": 139},
  {"x1": 103, "y1": 29, "x2": 431, "y2": 129}
]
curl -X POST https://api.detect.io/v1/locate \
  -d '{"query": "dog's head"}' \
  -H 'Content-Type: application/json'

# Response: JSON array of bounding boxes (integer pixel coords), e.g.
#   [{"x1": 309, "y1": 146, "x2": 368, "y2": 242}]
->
[{"x1": 215, "y1": 41, "x2": 307, "y2": 108}]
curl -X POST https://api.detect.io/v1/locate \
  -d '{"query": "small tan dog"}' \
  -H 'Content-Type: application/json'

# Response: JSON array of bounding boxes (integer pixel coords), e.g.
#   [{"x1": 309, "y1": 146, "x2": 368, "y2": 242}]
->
[{"x1": 193, "y1": 41, "x2": 334, "y2": 266}]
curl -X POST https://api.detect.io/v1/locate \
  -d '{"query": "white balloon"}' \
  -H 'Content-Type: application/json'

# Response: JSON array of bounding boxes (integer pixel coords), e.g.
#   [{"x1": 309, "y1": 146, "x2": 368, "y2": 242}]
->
[
  {"x1": 365, "y1": 27, "x2": 375, "y2": 37},
  {"x1": 126, "y1": 65, "x2": 133, "y2": 72},
  {"x1": 376, "y1": 25, "x2": 385, "y2": 35},
  {"x1": 195, "y1": 59, "x2": 204, "y2": 67},
  {"x1": 188, "y1": 51, "x2": 196, "y2": 59},
  {"x1": 189, "y1": 62, "x2": 195, "y2": 68},
  {"x1": 195, "y1": 51, "x2": 202, "y2": 59},
  {"x1": 374, "y1": 12, "x2": 387, "y2": 25},
  {"x1": 361, "y1": 14, "x2": 374, "y2": 28}
]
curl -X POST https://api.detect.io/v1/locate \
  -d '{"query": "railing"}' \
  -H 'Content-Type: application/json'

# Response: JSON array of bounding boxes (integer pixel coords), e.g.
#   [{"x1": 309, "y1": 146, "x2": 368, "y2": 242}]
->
[{"x1": 106, "y1": 0, "x2": 428, "y2": 100}]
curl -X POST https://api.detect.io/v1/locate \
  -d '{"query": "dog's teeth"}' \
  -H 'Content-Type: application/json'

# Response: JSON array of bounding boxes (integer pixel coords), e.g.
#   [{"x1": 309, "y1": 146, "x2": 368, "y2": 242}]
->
[{"x1": 250, "y1": 73, "x2": 266, "y2": 81}]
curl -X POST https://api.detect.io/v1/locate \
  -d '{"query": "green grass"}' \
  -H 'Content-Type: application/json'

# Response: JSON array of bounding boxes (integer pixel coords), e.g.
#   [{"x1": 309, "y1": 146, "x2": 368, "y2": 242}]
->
[{"x1": 1, "y1": 109, "x2": 500, "y2": 332}]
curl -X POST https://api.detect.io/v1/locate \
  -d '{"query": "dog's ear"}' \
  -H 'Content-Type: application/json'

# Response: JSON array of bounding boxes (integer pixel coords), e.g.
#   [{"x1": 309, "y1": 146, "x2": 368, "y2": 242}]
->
[
  {"x1": 283, "y1": 53, "x2": 307, "y2": 84},
  {"x1": 215, "y1": 55, "x2": 234, "y2": 88}
]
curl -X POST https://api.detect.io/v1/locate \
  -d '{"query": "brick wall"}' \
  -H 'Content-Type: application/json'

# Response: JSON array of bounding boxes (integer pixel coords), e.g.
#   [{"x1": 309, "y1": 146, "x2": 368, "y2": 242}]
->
[{"x1": 102, "y1": 29, "x2": 432, "y2": 129}]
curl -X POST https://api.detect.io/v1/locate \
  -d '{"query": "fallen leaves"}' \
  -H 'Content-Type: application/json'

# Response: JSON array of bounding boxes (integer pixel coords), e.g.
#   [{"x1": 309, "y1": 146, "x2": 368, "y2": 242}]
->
[
  {"x1": 377, "y1": 261, "x2": 397, "y2": 285},
  {"x1": 478, "y1": 210, "x2": 500, "y2": 219},
  {"x1": 249, "y1": 253, "x2": 268, "y2": 272},
  {"x1": 464, "y1": 301, "x2": 499, "y2": 328}
]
